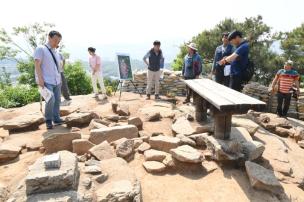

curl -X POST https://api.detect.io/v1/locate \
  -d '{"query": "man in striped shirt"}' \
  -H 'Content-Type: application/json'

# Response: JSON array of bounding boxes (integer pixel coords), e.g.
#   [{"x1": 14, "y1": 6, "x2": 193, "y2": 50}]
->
[{"x1": 271, "y1": 60, "x2": 300, "y2": 117}]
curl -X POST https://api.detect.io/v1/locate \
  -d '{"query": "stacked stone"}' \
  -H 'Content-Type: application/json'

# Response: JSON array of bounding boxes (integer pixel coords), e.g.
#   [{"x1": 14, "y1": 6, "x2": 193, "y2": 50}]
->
[
  {"x1": 242, "y1": 82, "x2": 270, "y2": 104},
  {"x1": 297, "y1": 91, "x2": 304, "y2": 120},
  {"x1": 122, "y1": 70, "x2": 187, "y2": 96}
]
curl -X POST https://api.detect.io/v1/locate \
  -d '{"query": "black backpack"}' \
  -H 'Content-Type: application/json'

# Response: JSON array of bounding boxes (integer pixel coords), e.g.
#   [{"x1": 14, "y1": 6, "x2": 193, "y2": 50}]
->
[{"x1": 242, "y1": 59, "x2": 254, "y2": 83}]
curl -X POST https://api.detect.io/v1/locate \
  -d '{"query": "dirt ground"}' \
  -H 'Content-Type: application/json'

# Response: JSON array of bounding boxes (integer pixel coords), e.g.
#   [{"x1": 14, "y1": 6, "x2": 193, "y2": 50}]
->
[{"x1": 0, "y1": 92, "x2": 304, "y2": 202}]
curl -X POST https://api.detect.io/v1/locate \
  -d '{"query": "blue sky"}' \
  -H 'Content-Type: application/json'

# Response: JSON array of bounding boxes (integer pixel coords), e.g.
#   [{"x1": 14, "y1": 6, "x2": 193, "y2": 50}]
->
[{"x1": 0, "y1": 0, "x2": 303, "y2": 62}]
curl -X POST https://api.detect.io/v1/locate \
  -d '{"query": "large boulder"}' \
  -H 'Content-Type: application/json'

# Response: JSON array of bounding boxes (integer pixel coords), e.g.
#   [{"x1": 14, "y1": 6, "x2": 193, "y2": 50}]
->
[
  {"x1": 149, "y1": 135, "x2": 181, "y2": 152},
  {"x1": 128, "y1": 117, "x2": 143, "y2": 130},
  {"x1": 170, "y1": 145, "x2": 203, "y2": 163},
  {"x1": 89, "y1": 125, "x2": 138, "y2": 144},
  {"x1": 65, "y1": 111, "x2": 99, "y2": 127},
  {"x1": 89, "y1": 141, "x2": 116, "y2": 161},
  {"x1": 245, "y1": 161, "x2": 283, "y2": 194},
  {"x1": 25, "y1": 151, "x2": 79, "y2": 195},
  {"x1": 2, "y1": 113, "x2": 44, "y2": 133},
  {"x1": 232, "y1": 117, "x2": 260, "y2": 136},
  {"x1": 139, "y1": 107, "x2": 161, "y2": 121},
  {"x1": 171, "y1": 117, "x2": 195, "y2": 136},
  {"x1": 116, "y1": 139, "x2": 134, "y2": 158},
  {"x1": 0, "y1": 143, "x2": 21, "y2": 163},
  {"x1": 176, "y1": 134, "x2": 196, "y2": 147},
  {"x1": 117, "y1": 104, "x2": 130, "y2": 116},
  {"x1": 42, "y1": 132, "x2": 81, "y2": 154},
  {"x1": 72, "y1": 139, "x2": 95, "y2": 155},
  {"x1": 95, "y1": 158, "x2": 141, "y2": 201}
]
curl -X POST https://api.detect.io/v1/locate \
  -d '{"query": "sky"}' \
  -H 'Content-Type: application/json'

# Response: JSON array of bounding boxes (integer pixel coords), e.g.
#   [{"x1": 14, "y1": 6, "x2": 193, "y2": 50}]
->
[{"x1": 0, "y1": 0, "x2": 304, "y2": 62}]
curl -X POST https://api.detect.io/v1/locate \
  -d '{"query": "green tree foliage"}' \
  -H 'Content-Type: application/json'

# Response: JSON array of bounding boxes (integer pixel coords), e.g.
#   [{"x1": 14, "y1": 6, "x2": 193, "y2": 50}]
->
[
  {"x1": 17, "y1": 58, "x2": 36, "y2": 86},
  {"x1": 64, "y1": 61, "x2": 93, "y2": 95},
  {"x1": 280, "y1": 23, "x2": 304, "y2": 74},
  {"x1": 0, "y1": 85, "x2": 40, "y2": 108},
  {"x1": 173, "y1": 16, "x2": 280, "y2": 84}
]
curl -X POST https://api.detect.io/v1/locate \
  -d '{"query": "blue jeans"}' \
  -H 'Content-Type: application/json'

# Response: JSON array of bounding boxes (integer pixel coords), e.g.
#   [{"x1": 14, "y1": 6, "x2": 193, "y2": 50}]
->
[{"x1": 44, "y1": 83, "x2": 61, "y2": 123}]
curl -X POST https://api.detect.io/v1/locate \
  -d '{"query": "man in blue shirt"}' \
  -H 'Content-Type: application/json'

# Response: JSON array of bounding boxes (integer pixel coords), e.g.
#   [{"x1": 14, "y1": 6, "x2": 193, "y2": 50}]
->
[
  {"x1": 212, "y1": 33, "x2": 233, "y2": 86},
  {"x1": 219, "y1": 30, "x2": 249, "y2": 92},
  {"x1": 34, "y1": 31, "x2": 63, "y2": 129}
]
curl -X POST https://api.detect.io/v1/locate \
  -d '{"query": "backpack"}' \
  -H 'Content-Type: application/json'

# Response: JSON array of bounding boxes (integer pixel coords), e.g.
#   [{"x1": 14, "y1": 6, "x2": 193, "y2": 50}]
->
[{"x1": 242, "y1": 59, "x2": 254, "y2": 83}]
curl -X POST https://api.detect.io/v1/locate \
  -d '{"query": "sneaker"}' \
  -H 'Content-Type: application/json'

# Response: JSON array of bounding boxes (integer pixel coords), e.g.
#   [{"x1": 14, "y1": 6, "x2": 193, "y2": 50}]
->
[
  {"x1": 54, "y1": 119, "x2": 65, "y2": 126},
  {"x1": 146, "y1": 94, "x2": 151, "y2": 100},
  {"x1": 155, "y1": 94, "x2": 161, "y2": 100},
  {"x1": 60, "y1": 99, "x2": 71, "y2": 106},
  {"x1": 46, "y1": 121, "x2": 53, "y2": 129},
  {"x1": 183, "y1": 99, "x2": 190, "y2": 104}
]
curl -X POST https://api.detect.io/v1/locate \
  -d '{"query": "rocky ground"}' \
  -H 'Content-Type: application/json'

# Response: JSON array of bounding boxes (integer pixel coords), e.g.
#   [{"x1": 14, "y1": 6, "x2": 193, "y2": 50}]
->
[{"x1": 0, "y1": 92, "x2": 304, "y2": 202}]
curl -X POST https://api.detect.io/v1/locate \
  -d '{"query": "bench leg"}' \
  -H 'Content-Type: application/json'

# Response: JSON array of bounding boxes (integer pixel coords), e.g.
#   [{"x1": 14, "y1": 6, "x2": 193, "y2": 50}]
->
[
  {"x1": 214, "y1": 113, "x2": 232, "y2": 140},
  {"x1": 193, "y1": 92, "x2": 207, "y2": 122}
]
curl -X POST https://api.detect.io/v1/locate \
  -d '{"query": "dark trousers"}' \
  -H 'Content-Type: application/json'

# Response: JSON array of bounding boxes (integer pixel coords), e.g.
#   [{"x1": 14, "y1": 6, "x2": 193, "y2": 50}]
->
[
  {"x1": 229, "y1": 74, "x2": 243, "y2": 92},
  {"x1": 61, "y1": 72, "x2": 71, "y2": 100},
  {"x1": 184, "y1": 77, "x2": 194, "y2": 101},
  {"x1": 277, "y1": 92, "x2": 292, "y2": 117},
  {"x1": 215, "y1": 69, "x2": 230, "y2": 87}
]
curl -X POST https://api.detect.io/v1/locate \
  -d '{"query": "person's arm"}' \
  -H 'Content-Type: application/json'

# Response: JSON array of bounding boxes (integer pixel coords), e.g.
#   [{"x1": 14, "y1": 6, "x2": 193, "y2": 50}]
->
[
  {"x1": 212, "y1": 49, "x2": 218, "y2": 75},
  {"x1": 194, "y1": 56, "x2": 203, "y2": 79},
  {"x1": 160, "y1": 53, "x2": 165, "y2": 69},
  {"x1": 35, "y1": 59, "x2": 44, "y2": 87},
  {"x1": 94, "y1": 56, "x2": 101, "y2": 74},
  {"x1": 219, "y1": 52, "x2": 238, "y2": 65},
  {"x1": 143, "y1": 51, "x2": 150, "y2": 67},
  {"x1": 271, "y1": 74, "x2": 279, "y2": 92}
]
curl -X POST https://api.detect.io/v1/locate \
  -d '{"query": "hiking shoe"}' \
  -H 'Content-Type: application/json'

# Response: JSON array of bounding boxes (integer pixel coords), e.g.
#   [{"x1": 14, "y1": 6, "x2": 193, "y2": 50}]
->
[
  {"x1": 46, "y1": 121, "x2": 53, "y2": 130},
  {"x1": 146, "y1": 94, "x2": 151, "y2": 100},
  {"x1": 54, "y1": 119, "x2": 65, "y2": 126},
  {"x1": 183, "y1": 99, "x2": 190, "y2": 104},
  {"x1": 155, "y1": 94, "x2": 161, "y2": 100}
]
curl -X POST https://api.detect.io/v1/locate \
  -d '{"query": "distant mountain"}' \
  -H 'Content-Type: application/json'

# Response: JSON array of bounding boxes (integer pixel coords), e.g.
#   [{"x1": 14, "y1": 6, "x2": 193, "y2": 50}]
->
[{"x1": 0, "y1": 59, "x2": 172, "y2": 83}]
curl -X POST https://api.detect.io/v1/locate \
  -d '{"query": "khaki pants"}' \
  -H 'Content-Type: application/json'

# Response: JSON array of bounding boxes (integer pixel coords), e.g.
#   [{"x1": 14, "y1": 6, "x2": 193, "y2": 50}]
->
[
  {"x1": 92, "y1": 71, "x2": 106, "y2": 94},
  {"x1": 146, "y1": 70, "x2": 161, "y2": 95}
]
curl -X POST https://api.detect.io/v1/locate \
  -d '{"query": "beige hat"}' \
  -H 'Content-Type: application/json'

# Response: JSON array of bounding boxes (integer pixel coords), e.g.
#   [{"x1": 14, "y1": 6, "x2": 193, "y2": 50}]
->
[
  {"x1": 187, "y1": 42, "x2": 198, "y2": 51},
  {"x1": 285, "y1": 60, "x2": 293, "y2": 65}
]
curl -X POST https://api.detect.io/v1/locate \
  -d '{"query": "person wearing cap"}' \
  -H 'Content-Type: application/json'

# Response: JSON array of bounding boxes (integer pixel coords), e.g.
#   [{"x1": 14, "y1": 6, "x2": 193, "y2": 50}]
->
[
  {"x1": 143, "y1": 40, "x2": 165, "y2": 100},
  {"x1": 212, "y1": 32, "x2": 234, "y2": 86},
  {"x1": 88, "y1": 47, "x2": 106, "y2": 98},
  {"x1": 182, "y1": 42, "x2": 203, "y2": 104},
  {"x1": 270, "y1": 60, "x2": 300, "y2": 117},
  {"x1": 219, "y1": 30, "x2": 249, "y2": 91}
]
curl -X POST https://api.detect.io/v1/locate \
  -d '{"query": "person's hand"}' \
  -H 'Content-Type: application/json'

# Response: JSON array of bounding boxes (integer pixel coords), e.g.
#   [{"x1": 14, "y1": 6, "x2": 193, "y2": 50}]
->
[{"x1": 218, "y1": 59, "x2": 226, "y2": 66}]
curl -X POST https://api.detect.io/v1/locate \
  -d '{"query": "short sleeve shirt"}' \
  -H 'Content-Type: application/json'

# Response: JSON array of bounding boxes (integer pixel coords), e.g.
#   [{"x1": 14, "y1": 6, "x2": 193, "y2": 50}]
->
[
  {"x1": 277, "y1": 69, "x2": 300, "y2": 93},
  {"x1": 89, "y1": 55, "x2": 101, "y2": 71},
  {"x1": 230, "y1": 41, "x2": 249, "y2": 76},
  {"x1": 33, "y1": 44, "x2": 61, "y2": 85}
]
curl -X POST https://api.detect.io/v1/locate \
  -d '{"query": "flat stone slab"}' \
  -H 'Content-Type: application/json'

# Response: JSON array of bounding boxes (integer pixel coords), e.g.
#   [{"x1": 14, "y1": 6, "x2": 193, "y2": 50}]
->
[
  {"x1": 0, "y1": 143, "x2": 21, "y2": 163},
  {"x1": 25, "y1": 151, "x2": 79, "y2": 195},
  {"x1": 144, "y1": 149, "x2": 167, "y2": 162},
  {"x1": 149, "y1": 135, "x2": 181, "y2": 153},
  {"x1": 65, "y1": 111, "x2": 98, "y2": 127},
  {"x1": 89, "y1": 125, "x2": 138, "y2": 145},
  {"x1": 143, "y1": 161, "x2": 166, "y2": 173},
  {"x1": 42, "y1": 132, "x2": 81, "y2": 154},
  {"x1": 245, "y1": 161, "x2": 283, "y2": 194},
  {"x1": 128, "y1": 117, "x2": 143, "y2": 130},
  {"x1": 170, "y1": 145, "x2": 203, "y2": 163},
  {"x1": 201, "y1": 161, "x2": 219, "y2": 173},
  {"x1": 172, "y1": 117, "x2": 195, "y2": 136},
  {"x1": 26, "y1": 190, "x2": 78, "y2": 202},
  {"x1": 3, "y1": 113, "x2": 44, "y2": 133},
  {"x1": 89, "y1": 141, "x2": 116, "y2": 161},
  {"x1": 232, "y1": 117, "x2": 260, "y2": 135},
  {"x1": 137, "y1": 142, "x2": 151, "y2": 153},
  {"x1": 116, "y1": 139, "x2": 134, "y2": 158}
]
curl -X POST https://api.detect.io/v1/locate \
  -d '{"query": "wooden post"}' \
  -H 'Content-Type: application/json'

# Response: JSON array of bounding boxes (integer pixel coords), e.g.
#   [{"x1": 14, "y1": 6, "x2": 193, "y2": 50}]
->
[
  {"x1": 212, "y1": 108, "x2": 232, "y2": 140},
  {"x1": 193, "y1": 92, "x2": 207, "y2": 122}
]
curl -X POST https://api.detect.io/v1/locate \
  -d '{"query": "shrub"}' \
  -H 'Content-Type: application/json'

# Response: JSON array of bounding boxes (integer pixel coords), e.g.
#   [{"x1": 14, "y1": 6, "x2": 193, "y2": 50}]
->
[
  {"x1": 64, "y1": 61, "x2": 93, "y2": 95},
  {"x1": 0, "y1": 84, "x2": 40, "y2": 108}
]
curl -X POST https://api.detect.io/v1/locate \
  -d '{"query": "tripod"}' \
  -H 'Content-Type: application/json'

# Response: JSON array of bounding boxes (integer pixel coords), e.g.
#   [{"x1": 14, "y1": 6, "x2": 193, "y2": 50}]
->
[{"x1": 114, "y1": 79, "x2": 142, "y2": 101}]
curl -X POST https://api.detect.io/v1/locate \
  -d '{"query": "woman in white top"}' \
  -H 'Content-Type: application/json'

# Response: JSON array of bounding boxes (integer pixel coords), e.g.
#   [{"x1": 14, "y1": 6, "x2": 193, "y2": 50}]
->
[{"x1": 88, "y1": 47, "x2": 106, "y2": 98}]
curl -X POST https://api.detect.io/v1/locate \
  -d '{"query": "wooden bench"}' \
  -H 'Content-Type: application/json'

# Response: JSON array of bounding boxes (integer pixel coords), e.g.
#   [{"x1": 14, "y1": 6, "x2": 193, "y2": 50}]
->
[{"x1": 184, "y1": 79, "x2": 266, "y2": 140}]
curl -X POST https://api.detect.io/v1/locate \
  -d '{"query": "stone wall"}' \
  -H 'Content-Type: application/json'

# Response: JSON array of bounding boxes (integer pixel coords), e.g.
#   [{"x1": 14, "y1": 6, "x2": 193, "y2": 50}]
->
[{"x1": 121, "y1": 70, "x2": 187, "y2": 96}]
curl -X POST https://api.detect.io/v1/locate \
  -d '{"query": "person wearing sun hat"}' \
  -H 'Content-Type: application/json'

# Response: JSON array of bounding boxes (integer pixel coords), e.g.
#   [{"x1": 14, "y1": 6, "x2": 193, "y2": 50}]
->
[
  {"x1": 182, "y1": 42, "x2": 203, "y2": 104},
  {"x1": 270, "y1": 59, "x2": 300, "y2": 117}
]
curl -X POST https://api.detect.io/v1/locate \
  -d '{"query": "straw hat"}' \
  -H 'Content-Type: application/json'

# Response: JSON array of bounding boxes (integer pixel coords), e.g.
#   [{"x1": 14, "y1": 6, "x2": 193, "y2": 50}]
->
[{"x1": 187, "y1": 42, "x2": 198, "y2": 51}]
